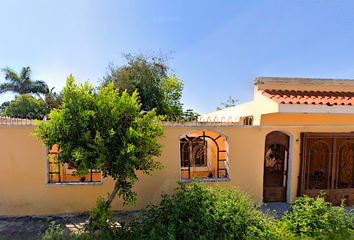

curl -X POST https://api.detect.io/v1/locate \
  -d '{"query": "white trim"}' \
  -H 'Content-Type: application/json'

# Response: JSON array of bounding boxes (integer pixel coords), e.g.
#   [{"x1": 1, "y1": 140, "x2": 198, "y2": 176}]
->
[
  {"x1": 279, "y1": 104, "x2": 354, "y2": 115},
  {"x1": 180, "y1": 178, "x2": 230, "y2": 183},
  {"x1": 284, "y1": 131, "x2": 294, "y2": 204},
  {"x1": 254, "y1": 77, "x2": 354, "y2": 86}
]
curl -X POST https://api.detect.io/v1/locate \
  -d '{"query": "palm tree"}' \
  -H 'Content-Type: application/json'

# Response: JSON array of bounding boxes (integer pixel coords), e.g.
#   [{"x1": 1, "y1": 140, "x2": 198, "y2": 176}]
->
[
  {"x1": 44, "y1": 87, "x2": 63, "y2": 114},
  {"x1": 0, "y1": 66, "x2": 49, "y2": 97}
]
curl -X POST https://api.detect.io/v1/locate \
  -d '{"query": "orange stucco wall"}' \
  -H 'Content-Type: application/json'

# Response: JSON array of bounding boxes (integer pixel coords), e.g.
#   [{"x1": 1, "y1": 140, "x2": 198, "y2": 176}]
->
[
  {"x1": 2, "y1": 120, "x2": 354, "y2": 216},
  {"x1": 261, "y1": 113, "x2": 354, "y2": 126}
]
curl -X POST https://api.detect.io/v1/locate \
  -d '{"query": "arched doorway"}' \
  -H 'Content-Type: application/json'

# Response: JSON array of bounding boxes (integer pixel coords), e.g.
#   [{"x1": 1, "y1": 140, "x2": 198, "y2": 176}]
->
[
  {"x1": 263, "y1": 131, "x2": 290, "y2": 203},
  {"x1": 180, "y1": 130, "x2": 229, "y2": 180}
]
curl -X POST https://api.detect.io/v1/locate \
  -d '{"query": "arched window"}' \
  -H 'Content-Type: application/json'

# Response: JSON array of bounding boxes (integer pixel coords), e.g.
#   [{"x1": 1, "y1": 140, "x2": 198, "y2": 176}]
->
[{"x1": 180, "y1": 130, "x2": 229, "y2": 181}]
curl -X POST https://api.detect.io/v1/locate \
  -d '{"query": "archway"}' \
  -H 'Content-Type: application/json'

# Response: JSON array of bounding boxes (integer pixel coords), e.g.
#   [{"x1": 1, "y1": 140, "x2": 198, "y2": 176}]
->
[
  {"x1": 180, "y1": 130, "x2": 228, "y2": 180},
  {"x1": 263, "y1": 131, "x2": 290, "y2": 202}
]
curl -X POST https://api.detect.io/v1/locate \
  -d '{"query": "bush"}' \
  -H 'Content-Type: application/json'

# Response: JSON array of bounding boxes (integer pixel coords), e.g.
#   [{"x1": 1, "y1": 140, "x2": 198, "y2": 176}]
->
[
  {"x1": 40, "y1": 221, "x2": 97, "y2": 240},
  {"x1": 278, "y1": 194, "x2": 354, "y2": 239},
  {"x1": 115, "y1": 181, "x2": 277, "y2": 240},
  {"x1": 40, "y1": 221, "x2": 65, "y2": 240},
  {"x1": 87, "y1": 196, "x2": 113, "y2": 233}
]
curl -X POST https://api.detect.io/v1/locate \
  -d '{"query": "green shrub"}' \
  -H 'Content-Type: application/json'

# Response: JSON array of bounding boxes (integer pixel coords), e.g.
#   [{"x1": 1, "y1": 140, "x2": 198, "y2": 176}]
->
[
  {"x1": 87, "y1": 196, "x2": 113, "y2": 233},
  {"x1": 40, "y1": 221, "x2": 65, "y2": 240},
  {"x1": 115, "y1": 181, "x2": 278, "y2": 240},
  {"x1": 278, "y1": 194, "x2": 354, "y2": 239},
  {"x1": 39, "y1": 221, "x2": 97, "y2": 240}
]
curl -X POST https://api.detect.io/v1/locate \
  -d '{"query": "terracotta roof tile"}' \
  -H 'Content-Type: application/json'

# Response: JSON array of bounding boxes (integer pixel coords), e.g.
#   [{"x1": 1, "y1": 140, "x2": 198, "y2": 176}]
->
[{"x1": 260, "y1": 89, "x2": 354, "y2": 106}]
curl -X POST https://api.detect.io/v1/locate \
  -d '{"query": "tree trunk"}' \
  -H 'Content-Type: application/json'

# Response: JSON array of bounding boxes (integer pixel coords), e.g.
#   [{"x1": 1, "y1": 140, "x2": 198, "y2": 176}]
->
[{"x1": 106, "y1": 181, "x2": 119, "y2": 205}]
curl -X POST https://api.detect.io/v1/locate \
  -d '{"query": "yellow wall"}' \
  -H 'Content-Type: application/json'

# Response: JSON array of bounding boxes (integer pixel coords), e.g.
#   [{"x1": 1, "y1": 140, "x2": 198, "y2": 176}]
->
[
  {"x1": 2, "y1": 122, "x2": 354, "y2": 216},
  {"x1": 261, "y1": 113, "x2": 354, "y2": 126}
]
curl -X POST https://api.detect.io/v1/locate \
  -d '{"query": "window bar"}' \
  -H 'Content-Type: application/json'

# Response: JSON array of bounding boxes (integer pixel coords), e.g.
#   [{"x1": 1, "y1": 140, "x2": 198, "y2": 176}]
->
[
  {"x1": 90, "y1": 168, "x2": 93, "y2": 182},
  {"x1": 217, "y1": 149, "x2": 220, "y2": 178},
  {"x1": 58, "y1": 164, "x2": 61, "y2": 182},
  {"x1": 47, "y1": 151, "x2": 50, "y2": 183},
  {"x1": 203, "y1": 131, "x2": 206, "y2": 166},
  {"x1": 188, "y1": 161, "x2": 191, "y2": 179}
]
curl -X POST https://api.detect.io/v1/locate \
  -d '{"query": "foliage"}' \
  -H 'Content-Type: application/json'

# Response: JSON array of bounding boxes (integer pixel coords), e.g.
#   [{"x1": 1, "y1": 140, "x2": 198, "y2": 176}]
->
[
  {"x1": 40, "y1": 189, "x2": 354, "y2": 240},
  {"x1": 0, "y1": 101, "x2": 10, "y2": 114},
  {"x1": 217, "y1": 96, "x2": 238, "y2": 111},
  {"x1": 115, "y1": 181, "x2": 277, "y2": 240},
  {"x1": 5, "y1": 94, "x2": 46, "y2": 119},
  {"x1": 101, "y1": 52, "x2": 184, "y2": 117},
  {"x1": 278, "y1": 194, "x2": 354, "y2": 239},
  {"x1": 160, "y1": 73, "x2": 184, "y2": 117},
  {"x1": 87, "y1": 197, "x2": 113, "y2": 233},
  {"x1": 1, "y1": 66, "x2": 48, "y2": 97},
  {"x1": 33, "y1": 75, "x2": 165, "y2": 206},
  {"x1": 182, "y1": 109, "x2": 200, "y2": 121},
  {"x1": 45, "y1": 87, "x2": 63, "y2": 115},
  {"x1": 39, "y1": 221, "x2": 96, "y2": 240},
  {"x1": 39, "y1": 221, "x2": 64, "y2": 240}
]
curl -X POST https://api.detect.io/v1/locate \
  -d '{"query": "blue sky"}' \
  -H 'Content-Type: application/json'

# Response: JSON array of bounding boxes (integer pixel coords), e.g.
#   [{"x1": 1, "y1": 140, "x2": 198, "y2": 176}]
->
[{"x1": 1, "y1": 0, "x2": 354, "y2": 114}]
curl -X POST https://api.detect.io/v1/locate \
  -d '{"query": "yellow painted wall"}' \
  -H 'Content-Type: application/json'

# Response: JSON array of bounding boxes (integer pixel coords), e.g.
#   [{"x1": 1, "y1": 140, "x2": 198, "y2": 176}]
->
[
  {"x1": 2, "y1": 122, "x2": 354, "y2": 216},
  {"x1": 261, "y1": 113, "x2": 354, "y2": 126}
]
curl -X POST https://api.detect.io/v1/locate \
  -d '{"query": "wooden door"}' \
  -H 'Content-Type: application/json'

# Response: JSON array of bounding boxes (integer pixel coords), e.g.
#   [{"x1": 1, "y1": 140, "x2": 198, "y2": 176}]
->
[
  {"x1": 300, "y1": 133, "x2": 354, "y2": 205},
  {"x1": 263, "y1": 131, "x2": 289, "y2": 203}
]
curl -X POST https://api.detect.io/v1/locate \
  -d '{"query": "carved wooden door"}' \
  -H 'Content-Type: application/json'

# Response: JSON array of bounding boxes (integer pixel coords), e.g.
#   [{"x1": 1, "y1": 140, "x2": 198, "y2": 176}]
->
[{"x1": 300, "y1": 133, "x2": 354, "y2": 205}]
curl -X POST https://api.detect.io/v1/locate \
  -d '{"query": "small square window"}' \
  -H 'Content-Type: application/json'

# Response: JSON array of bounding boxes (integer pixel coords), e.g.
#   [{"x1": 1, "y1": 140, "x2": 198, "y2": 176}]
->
[{"x1": 47, "y1": 145, "x2": 102, "y2": 184}]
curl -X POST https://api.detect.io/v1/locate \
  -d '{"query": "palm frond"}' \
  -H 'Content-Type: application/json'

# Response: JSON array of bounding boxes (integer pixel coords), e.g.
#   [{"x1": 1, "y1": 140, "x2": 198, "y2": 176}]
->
[
  {"x1": 0, "y1": 83, "x2": 18, "y2": 94},
  {"x1": 29, "y1": 80, "x2": 49, "y2": 96},
  {"x1": 0, "y1": 66, "x2": 49, "y2": 96},
  {"x1": 1, "y1": 67, "x2": 20, "y2": 84}
]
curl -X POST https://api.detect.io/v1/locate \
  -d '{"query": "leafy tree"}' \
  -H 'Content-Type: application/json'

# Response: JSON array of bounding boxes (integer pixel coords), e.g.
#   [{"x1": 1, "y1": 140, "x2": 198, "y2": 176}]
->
[
  {"x1": 160, "y1": 73, "x2": 183, "y2": 117},
  {"x1": 5, "y1": 94, "x2": 46, "y2": 119},
  {"x1": 0, "y1": 101, "x2": 10, "y2": 115},
  {"x1": 217, "y1": 96, "x2": 238, "y2": 111},
  {"x1": 101, "y1": 52, "x2": 184, "y2": 117},
  {"x1": 33, "y1": 75, "x2": 165, "y2": 206},
  {"x1": 182, "y1": 108, "x2": 200, "y2": 121},
  {"x1": 44, "y1": 87, "x2": 63, "y2": 115},
  {"x1": 1, "y1": 66, "x2": 49, "y2": 97}
]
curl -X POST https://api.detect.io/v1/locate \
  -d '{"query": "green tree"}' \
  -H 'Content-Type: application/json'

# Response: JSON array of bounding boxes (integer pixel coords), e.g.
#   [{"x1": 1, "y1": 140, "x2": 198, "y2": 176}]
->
[
  {"x1": 217, "y1": 96, "x2": 238, "y2": 111},
  {"x1": 101, "y1": 52, "x2": 184, "y2": 117},
  {"x1": 44, "y1": 87, "x2": 63, "y2": 115},
  {"x1": 0, "y1": 101, "x2": 10, "y2": 114},
  {"x1": 5, "y1": 94, "x2": 46, "y2": 119},
  {"x1": 1, "y1": 66, "x2": 49, "y2": 97},
  {"x1": 160, "y1": 73, "x2": 183, "y2": 117},
  {"x1": 33, "y1": 75, "x2": 165, "y2": 206},
  {"x1": 182, "y1": 108, "x2": 200, "y2": 121}
]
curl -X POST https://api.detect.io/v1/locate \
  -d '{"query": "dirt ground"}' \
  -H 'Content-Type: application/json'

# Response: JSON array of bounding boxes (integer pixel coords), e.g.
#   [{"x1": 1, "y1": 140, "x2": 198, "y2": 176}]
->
[{"x1": 0, "y1": 211, "x2": 142, "y2": 240}]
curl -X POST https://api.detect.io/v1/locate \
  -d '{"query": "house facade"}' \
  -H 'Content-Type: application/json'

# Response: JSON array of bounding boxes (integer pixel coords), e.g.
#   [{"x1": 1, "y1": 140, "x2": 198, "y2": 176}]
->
[{"x1": 2, "y1": 77, "x2": 354, "y2": 216}]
